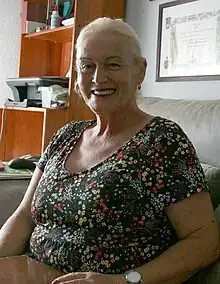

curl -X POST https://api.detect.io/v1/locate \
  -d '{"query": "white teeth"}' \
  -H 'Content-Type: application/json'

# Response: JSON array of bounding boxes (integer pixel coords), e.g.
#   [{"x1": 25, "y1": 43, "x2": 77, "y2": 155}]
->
[{"x1": 92, "y1": 90, "x2": 115, "y2": 96}]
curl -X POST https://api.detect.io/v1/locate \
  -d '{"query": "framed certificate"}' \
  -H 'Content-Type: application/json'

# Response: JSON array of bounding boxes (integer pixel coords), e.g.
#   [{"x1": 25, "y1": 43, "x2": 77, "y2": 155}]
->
[{"x1": 156, "y1": 0, "x2": 220, "y2": 81}]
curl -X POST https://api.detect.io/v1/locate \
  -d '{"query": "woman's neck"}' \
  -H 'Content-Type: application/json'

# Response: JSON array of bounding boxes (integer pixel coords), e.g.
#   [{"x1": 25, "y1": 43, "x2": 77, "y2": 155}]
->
[{"x1": 92, "y1": 105, "x2": 148, "y2": 137}]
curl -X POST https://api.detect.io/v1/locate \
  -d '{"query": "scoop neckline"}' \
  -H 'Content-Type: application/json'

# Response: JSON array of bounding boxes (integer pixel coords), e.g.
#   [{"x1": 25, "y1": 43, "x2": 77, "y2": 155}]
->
[{"x1": 62, "y1": 116, "x2": 159, "y2": 176}]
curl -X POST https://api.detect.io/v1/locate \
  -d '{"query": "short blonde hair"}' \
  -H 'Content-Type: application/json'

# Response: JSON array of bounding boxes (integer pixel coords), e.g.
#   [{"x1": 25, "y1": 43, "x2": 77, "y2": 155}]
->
[{"x1": 75, "y1": 17, "x2": 142, "y2": 60}]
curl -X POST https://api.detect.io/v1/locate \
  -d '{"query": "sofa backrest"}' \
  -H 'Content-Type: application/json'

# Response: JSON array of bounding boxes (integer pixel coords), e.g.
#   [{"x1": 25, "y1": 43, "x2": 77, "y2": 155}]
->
[{"x1": 137, "y1": 97, "x2": 220, "y2": 168}]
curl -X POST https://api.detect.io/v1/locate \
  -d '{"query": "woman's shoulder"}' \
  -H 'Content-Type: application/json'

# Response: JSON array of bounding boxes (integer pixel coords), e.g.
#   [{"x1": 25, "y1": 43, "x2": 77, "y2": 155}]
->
[
  {"x1": 143, "y1": 116, "x2": 193, "y2": 148},
  {"x1": 56, "y1": 120, "x2": 93, "y2": 140},
  {"x1": 151, "y1": 116, "x2": 181, "y2": 129},
  {"x1": 150, "y1": 116, "x2": 186, "y2": 138}
]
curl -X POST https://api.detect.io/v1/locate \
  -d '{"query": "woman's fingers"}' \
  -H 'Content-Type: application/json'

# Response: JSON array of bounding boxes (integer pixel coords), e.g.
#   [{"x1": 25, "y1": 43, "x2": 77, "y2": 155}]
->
[{"x1": 52, "y1": 272, "x2": 86, "y2": 284}]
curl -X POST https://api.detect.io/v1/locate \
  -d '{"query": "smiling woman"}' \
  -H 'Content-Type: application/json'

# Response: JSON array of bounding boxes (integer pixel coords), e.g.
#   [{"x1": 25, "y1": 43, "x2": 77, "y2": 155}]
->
[
  {"x1": 0, "y1": 17, "x2": 219, "y2": 284},
  {"x1": 74, "y1": 18, "x2": 146, "y2": 116}
]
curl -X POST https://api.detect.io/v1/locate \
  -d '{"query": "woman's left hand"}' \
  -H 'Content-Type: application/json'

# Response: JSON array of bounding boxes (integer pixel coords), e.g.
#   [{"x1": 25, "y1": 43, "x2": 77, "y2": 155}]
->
[{"x1": 52, "y1": 271, "x2": 124, "y2": 284}]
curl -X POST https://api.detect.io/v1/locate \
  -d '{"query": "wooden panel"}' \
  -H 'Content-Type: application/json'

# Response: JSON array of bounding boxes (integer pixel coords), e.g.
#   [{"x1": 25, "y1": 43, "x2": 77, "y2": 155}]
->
[
  {"x1": 68, "y1": 91, "x2": 94, "y2": 121},
  {"x1": 26, "y1": 2, "x2": 47, "y2": 23},
  {"x1": 0, "y1": 107, "x2": 68, "y2": 161},
  {"x1": 24, "y1": 25, "x2": 73, "y2": 43},
  {"x1": 41, "y1": 108, "x2": 68, "y2": 151},
  {"x1": 2, "y1": 109, "x2": 44, "y2": 161},
  {"x1": 50, "y1": 42, "x2": 64, "y2": 76},
  {"x1": 21, "y1": 1, "x2": 47, "y2": 34},
  {"x1": 0, "y1": 109, "x2": 6, "y2": 161},
  {"x1": 3, "y1": 107, "x2": 45, "y2": 112},
  {"x1": 60, "y1": 42, "x2": 72, "y2": 76},
  {"x1": 24, "y1": 0, "x2": 47, "y2": 3},
  {"x1": 19, "y1": 37, "x2": 62, "y2": 77},
  {"x1": 74, "y1": 0, "x2": 124, "y2": 29}
]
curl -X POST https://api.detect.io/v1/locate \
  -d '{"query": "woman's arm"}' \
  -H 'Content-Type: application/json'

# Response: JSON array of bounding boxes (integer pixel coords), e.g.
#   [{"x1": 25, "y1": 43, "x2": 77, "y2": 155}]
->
[
  {"x1": 0, "y1": 167, "x2": 43, "y2": 258},
  {"x1": 50, "y1": 191, "x2": 220, "y2": 284},
  {"x1": 135, "y1": 191, "x2": 219, "y2": 284}
]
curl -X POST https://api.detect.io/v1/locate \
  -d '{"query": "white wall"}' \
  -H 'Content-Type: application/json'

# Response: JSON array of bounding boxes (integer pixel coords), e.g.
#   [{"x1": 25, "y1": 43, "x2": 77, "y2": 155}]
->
[
  {"x1": 125, "y1": 0, "x2": 220, "y2": 100},
  {"x1": 0, "y1": 0, "x2": 21, "y2": 106}
]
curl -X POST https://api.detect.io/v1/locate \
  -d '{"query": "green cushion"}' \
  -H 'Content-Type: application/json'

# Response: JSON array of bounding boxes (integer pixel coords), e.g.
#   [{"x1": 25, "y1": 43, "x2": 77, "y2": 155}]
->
[{"x1": 201, "y1": 164, "x2": 220, "y2": 210}]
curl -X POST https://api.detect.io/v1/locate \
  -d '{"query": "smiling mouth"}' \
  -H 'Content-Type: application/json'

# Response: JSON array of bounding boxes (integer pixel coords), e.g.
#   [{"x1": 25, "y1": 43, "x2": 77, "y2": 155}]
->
[{"x1": 91, "y1": 89, "x2": 116, "y2": 96}]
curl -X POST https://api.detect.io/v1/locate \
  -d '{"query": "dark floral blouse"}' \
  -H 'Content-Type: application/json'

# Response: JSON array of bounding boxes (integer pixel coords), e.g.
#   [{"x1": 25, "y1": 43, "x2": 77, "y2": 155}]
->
[{"x1": 29, "y1": 117, "x2": 208, "y2": 274}]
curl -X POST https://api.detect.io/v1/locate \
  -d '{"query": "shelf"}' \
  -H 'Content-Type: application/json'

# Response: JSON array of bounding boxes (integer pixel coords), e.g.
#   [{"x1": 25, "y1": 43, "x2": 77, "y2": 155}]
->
[
  {"x1": 4, "y1": 107, "x2": 46, "y2": 112},
  {"x1": 24, "y1": 0, "x2": 47, "y2": 3},
  {"x1": 24, "y1": 25, "x2": 73, "y2": 43},
  {"x1": 4, "y1": 107, "x2": 68, "y2": 113}
]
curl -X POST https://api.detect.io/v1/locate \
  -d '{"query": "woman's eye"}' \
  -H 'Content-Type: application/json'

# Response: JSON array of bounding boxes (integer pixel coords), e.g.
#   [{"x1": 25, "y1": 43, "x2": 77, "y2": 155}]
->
[
  {"x1": 81, "y1": 64, "x2": 94, "y2": 73},
  {"x1": 107, "y1": 63, "x2": 121, "y2": 70}
]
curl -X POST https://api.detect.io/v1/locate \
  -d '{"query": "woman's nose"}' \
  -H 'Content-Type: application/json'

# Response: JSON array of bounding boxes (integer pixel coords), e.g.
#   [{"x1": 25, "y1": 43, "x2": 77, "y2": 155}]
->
[{"x1": 92, "y1": 67, "x2": 108, "y2": 84}]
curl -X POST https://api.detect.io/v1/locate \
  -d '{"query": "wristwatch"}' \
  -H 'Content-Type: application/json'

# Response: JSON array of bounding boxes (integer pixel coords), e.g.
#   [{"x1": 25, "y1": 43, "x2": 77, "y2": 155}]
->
[{"x1": 124, "y1": 269, "x2": 143, "y2": 283}]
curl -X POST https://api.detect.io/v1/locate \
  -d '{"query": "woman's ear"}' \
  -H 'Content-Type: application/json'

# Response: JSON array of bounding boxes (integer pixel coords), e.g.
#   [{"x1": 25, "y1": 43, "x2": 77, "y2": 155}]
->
[
  {"x1": 74, "y1": 80, "x2": 82, "y2": 99},
  {"x1": 138, "y1": 58, "x2": 147, "y2": 84}
]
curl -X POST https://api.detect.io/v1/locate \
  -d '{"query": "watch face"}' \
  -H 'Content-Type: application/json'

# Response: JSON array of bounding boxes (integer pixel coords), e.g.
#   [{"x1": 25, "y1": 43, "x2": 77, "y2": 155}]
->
[{"x1": 126, "y1": 270, "x2": 142, "y2": 283}]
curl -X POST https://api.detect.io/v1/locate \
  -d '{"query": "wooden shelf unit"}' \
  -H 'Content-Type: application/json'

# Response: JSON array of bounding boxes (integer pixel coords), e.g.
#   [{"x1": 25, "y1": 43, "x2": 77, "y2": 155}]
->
[
  {"x1": 24, "y1": 25, "x2": 74, "y2": 42},
  {"x1": 0, "y1": 0, "x2": 125, "y2": 161},
  {"x1": 24, "y1": 0, "x2": 47, "y2": 3}
]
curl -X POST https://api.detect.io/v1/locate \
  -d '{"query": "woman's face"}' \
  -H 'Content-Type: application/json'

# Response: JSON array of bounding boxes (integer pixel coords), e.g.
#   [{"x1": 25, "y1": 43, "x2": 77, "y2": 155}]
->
[{"x1": 76, "y1": 32, "x2": 146, "y2": 115}]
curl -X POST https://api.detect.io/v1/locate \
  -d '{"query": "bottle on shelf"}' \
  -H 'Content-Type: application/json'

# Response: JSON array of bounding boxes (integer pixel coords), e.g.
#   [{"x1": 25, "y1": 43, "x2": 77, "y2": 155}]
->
[{"x1": 50, "y1": 5, "x2": 60, "y2": 29}]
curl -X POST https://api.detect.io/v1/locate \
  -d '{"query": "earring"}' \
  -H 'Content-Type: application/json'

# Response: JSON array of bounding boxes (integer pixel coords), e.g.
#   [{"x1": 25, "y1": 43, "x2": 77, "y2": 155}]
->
[{"x1": 138, "y1": 84, "x2": 141, "y2": 90}]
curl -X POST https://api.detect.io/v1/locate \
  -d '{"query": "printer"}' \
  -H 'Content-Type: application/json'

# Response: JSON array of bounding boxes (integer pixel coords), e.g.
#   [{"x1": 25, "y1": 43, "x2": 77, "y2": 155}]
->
[{"x1": 6, "y1": 76, "x2": 69, "y2": 107}]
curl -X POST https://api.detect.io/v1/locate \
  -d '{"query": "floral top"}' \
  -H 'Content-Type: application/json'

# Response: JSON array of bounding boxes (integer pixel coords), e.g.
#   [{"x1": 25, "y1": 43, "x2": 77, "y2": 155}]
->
[{"x1": 29, "y1": 117, "x2": 208, "y2": 274}]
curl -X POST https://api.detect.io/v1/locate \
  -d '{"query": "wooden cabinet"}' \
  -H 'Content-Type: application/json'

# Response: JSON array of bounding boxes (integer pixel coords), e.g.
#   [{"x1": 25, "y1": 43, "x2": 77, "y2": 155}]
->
[{"x1": 0, "y1": 0, "x2": 124, "y2": 161}]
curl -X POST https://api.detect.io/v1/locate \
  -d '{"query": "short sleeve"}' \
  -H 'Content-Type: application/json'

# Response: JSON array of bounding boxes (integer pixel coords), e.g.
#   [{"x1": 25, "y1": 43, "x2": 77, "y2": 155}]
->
[
  {"x1": 150, "y1": 120, "x2": 209, "y2": 212},
  {"x1": 37, "y1": 126, "x2": 67, "y2": 172}
]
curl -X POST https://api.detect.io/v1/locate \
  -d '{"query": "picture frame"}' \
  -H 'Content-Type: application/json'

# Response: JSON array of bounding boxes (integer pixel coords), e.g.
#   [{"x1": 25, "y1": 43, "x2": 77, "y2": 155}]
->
[{"x1": 156, "y1": 0, "x2": 220, "y2": 82}]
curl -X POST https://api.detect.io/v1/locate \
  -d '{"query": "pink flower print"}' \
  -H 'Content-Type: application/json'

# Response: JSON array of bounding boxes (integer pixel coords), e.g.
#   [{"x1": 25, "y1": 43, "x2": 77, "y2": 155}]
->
[
  {"x1": 157, "y1": 183, "x2": 164, "y2": 189},
  {"x1": 154, "y1": 162, "x2": 160, "y2": 168},
  {"x1": 54, "y1": 203, "x2": 63, "y2": 211},
  {"x1": 117, "y1": 151, "x2": 124, "y2": 159},
  {"x1": 152, "y1": 187, "x2": 158, "y2": 193},
  {"x1": 88, "y1": 182, "x2": 97, "y2": 189},
  {"x1": 103, "y1": 206, "x2": 110, "y2": 213},
  {"x1": 95, "y1": 252, "x2": 101, "y2": 260},
  {"x1": 94, "y1": 199, "x2": 99, "y2": 206},
  {"x1": 122, "y1": 265, "x2": 129, "y2": 271},
  {"x1": 95, "y1": 247, "x2": 102, "y2": 260},
  {"x1": 139, "y1": 220, "x2": 145, "y2": 226},
  {"x1": 97, "y1": 209, "x2": 101, "y2": 214}
]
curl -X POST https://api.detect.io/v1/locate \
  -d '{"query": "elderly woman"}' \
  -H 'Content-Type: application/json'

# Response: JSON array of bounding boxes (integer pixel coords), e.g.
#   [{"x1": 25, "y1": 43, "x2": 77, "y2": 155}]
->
[{"x1": 0, "y1": 18, "x2": 219, "y2": 284}]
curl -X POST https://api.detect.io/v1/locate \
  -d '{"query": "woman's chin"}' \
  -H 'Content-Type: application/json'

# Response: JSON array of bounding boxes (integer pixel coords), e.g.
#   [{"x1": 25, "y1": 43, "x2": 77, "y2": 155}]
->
[{"x1": 88, "y1": 101, "x2": 116, "y2": 115}]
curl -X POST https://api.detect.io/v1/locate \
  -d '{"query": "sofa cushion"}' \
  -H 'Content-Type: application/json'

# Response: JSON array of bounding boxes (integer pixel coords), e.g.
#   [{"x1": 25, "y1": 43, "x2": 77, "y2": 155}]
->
[{"x1": 201, "y1": 164, "x2": 220, "y2": 210}]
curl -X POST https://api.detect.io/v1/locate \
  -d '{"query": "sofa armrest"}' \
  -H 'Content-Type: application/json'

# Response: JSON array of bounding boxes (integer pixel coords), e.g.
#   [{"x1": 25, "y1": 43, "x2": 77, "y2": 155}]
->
[
  {"x1": 0, "y1": 179, "x2": 29, "y2": 228},
  {"x1": 185, "y1": 259, "x2": 220, "y2": 284}
]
